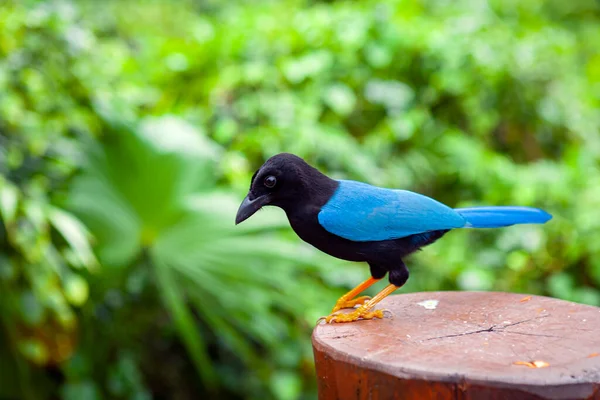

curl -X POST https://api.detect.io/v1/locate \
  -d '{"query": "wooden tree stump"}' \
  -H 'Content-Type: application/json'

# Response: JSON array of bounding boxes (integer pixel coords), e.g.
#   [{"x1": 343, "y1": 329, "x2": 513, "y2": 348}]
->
[{"x1": 312, "y1": 291, "x2": 600, "y2": 400}]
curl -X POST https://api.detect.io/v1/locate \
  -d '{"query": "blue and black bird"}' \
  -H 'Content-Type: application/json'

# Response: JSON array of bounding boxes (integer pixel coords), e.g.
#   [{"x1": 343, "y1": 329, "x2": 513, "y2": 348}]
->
[{"x1": 235, "y1": 153, "x2": 552, "y2": 323}]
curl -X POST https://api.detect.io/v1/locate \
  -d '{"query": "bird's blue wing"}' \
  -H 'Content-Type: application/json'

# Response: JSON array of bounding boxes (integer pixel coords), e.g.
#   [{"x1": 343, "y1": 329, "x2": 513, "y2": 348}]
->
[{"x1": 318, "y1": 180, "x2": 466, "y2": 242}]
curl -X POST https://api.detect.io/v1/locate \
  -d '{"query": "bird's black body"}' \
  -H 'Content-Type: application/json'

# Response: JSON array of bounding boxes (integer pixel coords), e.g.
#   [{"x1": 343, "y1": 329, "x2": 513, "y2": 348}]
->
[{"x1": 237, "y1": 153, "x2": 449, "y2": 286}]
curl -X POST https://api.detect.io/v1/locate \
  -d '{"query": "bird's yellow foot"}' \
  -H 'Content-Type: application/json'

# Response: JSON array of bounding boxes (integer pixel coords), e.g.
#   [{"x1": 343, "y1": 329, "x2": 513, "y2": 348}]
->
[
  {"x1": 331, "y1": 295, "x2": 371, "y2": 313},
  {"x1": 324, "y1": 308, "x2": 385, "y2": 323},
  {"x1": 316, "y1": 282, "x2": 399, "y2": 324}
]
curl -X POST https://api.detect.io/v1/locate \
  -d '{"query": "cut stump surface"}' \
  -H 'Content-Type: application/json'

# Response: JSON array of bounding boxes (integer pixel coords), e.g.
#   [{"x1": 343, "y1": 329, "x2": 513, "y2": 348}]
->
[{"x1": 312, "y1": 291, "x2": 600, "y2": 400}]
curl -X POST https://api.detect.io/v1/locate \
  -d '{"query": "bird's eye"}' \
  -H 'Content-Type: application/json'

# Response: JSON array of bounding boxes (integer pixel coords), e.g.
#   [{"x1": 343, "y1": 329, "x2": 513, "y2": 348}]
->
[{"x1": 264, "y1": 175, "x2": 277, "y2": 188}]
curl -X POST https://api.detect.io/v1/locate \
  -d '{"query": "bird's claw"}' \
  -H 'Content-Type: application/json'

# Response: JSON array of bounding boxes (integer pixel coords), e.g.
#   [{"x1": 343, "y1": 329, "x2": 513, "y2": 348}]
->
[
  {"x1": 317, "y1": 296, "x2": 374, "y2": 323},
  {"x1": 331, "y1": 295, "x2": 372, "y2": 313},
  {"x1": 323, "y1": 308, "x2": 385, "y2": 323}
]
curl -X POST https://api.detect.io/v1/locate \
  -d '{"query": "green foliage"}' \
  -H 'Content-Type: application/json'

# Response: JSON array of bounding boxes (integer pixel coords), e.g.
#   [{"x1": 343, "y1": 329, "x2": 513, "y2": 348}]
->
[
  {"x1": 1, "y1": 0, "x2": 599, "y2": 399},
  {"x1": 66, "y1": 117, "x2": 340, "y2": 397},
  {"x1": 0, "y1": 2, "x2": 100, "y2": 397}
]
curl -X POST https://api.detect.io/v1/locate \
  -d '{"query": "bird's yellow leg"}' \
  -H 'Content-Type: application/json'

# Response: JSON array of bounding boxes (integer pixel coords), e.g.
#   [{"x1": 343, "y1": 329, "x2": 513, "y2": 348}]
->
[
  {"x1": 325, "y1": 284, "x2": 399, "y2": 323},
  {"x1": 331, "y1": 277, "x2": 380, "y2": 313}
]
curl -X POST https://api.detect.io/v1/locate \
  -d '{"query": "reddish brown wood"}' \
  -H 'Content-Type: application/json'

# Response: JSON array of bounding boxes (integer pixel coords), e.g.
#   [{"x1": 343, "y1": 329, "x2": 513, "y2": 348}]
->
[{"x1": 312, "y1": 291, "x2": 600, "y2": 400}]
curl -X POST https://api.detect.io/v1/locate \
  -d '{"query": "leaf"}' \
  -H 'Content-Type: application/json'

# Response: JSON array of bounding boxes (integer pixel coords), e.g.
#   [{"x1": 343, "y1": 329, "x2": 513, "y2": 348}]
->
[
  {"x1": 139, "y1": 115, "x2": 220, "y2": 161},
  {"x1": 47, "y1": 206, "x2": 98, "y2": 271},
  {"x1": 17, "y1": 339, "x2": 49, "y2": 366},
  {"x1": 60, "y1": 381, "x2": 101, "y2": 400},
  {"x1": 0, "y1": 178, "x2": 19, "y2": 226},
  {"x1": 67, "y1": 173, "x2": 142, "y2": 266},
  {"x1": 73, "y1": 118, "x2": 222, "y2": 241},
  {"x1": 63, "y1": 274, "x2": 89, "y2": 307},
  {"x1": 188, "y1": 294, "x2": 259, "y2": 367},
  {"x1": 19, "y1": 291, "x2": 45, "y2": 326},
  {"x1": 323, "y1": 84, "x2": 356, "y2": 116},
  {"x1": 151, "y1": 255, "x2": 216, "y2": 389},
  {"x1": 282, "y1": 50, "x2": 333, "y2": 83},
  {"x1": 364, "y1": 79, "x2": 414, "y2": 113}
]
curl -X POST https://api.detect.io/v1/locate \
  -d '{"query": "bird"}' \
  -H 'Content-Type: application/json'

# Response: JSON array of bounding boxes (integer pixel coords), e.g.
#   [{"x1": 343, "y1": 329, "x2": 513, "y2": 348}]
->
[{"x1": 235, "y1": 153, "x2": 552, "y2": 323}]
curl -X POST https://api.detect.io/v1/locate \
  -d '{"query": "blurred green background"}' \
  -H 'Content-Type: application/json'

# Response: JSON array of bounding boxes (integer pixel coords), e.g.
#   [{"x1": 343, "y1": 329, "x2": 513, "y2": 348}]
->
[{"x1": 1, "y1": 0, "x2": 599, "y2": 398}]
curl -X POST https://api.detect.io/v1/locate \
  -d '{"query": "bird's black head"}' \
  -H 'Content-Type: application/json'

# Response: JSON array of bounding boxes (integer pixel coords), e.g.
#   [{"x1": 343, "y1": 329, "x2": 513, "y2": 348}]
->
[{"x1": 235, "y1": 153, "x2": 335, "y2": 224}]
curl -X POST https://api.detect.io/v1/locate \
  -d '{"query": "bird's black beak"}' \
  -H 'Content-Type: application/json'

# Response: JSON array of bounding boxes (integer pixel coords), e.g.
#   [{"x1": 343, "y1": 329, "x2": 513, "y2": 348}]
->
[{"x1": 235, "y1": 193, "x2": 272, "y2": 225}]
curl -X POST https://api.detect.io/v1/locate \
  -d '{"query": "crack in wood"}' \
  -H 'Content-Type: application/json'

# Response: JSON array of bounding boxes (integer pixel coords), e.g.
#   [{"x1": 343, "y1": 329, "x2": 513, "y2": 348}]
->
[
  {"x1": 423, "y1": 315, "x2": 552, "y2": 341},
  {"x1": 330, "y1": 333, "x2": 358, "y2": 340},
  {"x1": 503, "y1": 331, "x2": 564, "y2": 339}
]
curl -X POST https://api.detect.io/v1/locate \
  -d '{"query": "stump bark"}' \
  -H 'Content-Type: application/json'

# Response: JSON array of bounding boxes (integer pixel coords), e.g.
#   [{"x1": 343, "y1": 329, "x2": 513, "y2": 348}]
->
[{"x1": 312, "y1": 291, "x2": 600, "y2": 400}]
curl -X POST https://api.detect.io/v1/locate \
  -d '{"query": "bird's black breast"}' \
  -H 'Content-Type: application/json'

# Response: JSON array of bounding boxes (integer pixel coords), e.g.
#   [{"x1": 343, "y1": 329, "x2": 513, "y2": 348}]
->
[{"x1": 286, "y1": 207, "x2": 367, "y2": 262}]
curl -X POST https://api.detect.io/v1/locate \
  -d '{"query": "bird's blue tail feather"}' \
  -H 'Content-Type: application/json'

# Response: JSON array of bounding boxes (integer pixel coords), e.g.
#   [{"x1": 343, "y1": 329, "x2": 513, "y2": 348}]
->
[{"x1": 455, "y1": 206, "x2": 552, "y2": 228}]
